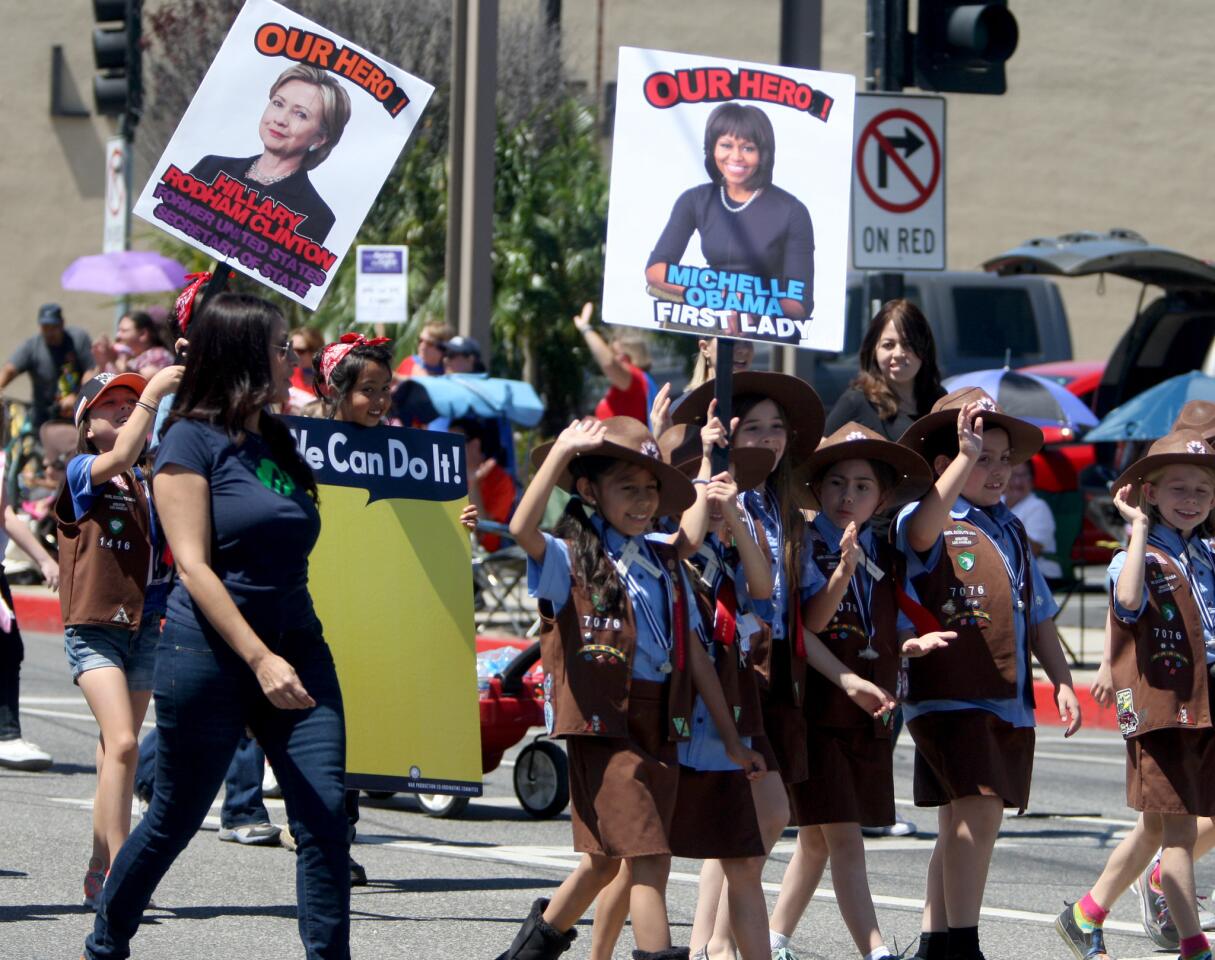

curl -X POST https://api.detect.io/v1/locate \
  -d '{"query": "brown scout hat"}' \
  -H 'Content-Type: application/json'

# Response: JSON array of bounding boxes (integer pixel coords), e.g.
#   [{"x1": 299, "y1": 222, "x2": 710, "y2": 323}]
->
[
  {"x1": 1112, "y1": 430, "x2": 1215, "y2": 503},
  {"x1": 798, "y1": 421, "x2": 934, "y2": 511},
  {"x1": 657, "y1": 423, "x2": 775, "y2": 492},
  {"x1": 1171, "y1": 400, "x2": 1215, "y2": 443},
  {"x1": 671, "y1": 371, "x2": 825, "y2": 461},
  {"x1": 898, "y1": 386, "x2": 1043, "y2": 466},
  {"x1": 530, "y1": 416, "x2": 696, "y2": 516}
]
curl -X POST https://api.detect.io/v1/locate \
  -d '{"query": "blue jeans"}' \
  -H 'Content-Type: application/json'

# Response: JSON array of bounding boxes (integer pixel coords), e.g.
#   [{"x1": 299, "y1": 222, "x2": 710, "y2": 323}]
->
[
  {"x1": 135, "y1": 729, "x2": 271, "y2": 828},
  {"x1": 86, "y1": 619, "x2": 350, "y2": 960}
]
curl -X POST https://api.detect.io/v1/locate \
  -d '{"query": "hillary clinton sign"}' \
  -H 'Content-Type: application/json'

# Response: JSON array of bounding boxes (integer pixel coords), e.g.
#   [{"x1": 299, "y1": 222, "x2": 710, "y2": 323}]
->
[
  {"x1": 133, "y1": 0, "x2": 433, "y2": 310},
  {"x1": 602, "y1": 47, "x2": 855, "y2": 351}
]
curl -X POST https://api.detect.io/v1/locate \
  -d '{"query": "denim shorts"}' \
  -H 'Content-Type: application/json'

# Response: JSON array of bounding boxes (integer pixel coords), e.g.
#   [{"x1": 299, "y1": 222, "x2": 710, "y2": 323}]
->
[{"x1": 64, "y1": 617, "x2": 162, "y2": 690}]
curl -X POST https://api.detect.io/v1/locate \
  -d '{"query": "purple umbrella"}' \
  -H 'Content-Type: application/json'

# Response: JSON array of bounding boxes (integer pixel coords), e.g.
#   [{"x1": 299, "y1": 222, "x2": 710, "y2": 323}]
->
[{"x1": 61, "y1": 251, "x2": 188, "y2": 295}]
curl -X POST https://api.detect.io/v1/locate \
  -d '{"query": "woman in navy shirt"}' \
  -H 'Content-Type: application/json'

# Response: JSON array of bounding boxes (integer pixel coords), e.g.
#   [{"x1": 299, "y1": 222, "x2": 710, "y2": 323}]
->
[{"x1": 84, "y1": 294, "x2": 350, "y2": 960}]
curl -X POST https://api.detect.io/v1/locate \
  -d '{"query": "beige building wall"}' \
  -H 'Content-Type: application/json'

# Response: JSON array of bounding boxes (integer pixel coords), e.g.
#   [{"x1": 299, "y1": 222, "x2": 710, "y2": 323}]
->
[
  {"x1": 0, "y1": 1, "x2": 121, "y2": 401},
  {"x1": 559, "y1": 0, "x2": 1214, "y2": 362},
  {"x1": 4, "y1": 0, "x2": 1211, "y2": 387}
]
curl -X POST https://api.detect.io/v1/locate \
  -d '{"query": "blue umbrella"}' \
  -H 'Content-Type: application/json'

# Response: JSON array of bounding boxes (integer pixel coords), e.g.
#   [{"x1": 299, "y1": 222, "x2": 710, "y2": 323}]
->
[
  {"x1": 942, "y1": 368, "x2": 1098, "y2": 429},
  {"x1": 392, "y1": 373, "x2": 544, "y2": 427},
  {"x1": 1085, "y1": 371, "x2": 1215, "y2": 442}
]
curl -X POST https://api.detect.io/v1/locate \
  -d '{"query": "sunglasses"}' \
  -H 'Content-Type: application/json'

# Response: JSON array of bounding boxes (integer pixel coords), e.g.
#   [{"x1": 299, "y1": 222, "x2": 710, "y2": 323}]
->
[{"x1": 273, "y1": 340, "x2": 298, "y2": 359}]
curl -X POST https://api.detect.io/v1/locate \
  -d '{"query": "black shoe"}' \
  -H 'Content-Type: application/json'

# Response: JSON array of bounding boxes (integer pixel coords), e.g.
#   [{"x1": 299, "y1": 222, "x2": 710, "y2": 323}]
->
[
  {"x1": 494, "y1": 899, "x2": 576, "y2": 960},
  {"x1": 349, "y1": 856, "x2": 367, "y2": 886},
  {"x1": 1055, "y1": 902, "x2": 1110, "y2": 960},
  {"x1": 632, "y1": 951, "x2": 690, "y2": 960}
]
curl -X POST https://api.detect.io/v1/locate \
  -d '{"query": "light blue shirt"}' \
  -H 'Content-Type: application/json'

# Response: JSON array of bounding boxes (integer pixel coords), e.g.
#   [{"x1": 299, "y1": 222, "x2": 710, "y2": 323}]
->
[
  {"x1": 678, "y1": 533, "x2": 751, "y2": 772},
  {"x1": 1108, "y1": 525, "x2": 1215, "y2": 664},
  {"x1": 895, "y1": 496, "x2": 1058, "y2": 728},
  {"x1": 527, "y1": 522, "x2": 703, "y2": 682},
  {"x1": 800, "y1": 513, "x2": 914, "y2": 634},
  {"x1": 741, "y1": 487, "x2": 787, "y2": 639}
]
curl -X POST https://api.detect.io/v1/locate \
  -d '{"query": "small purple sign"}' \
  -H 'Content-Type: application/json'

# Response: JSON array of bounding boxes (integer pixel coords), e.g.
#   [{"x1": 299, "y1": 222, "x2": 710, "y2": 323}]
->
[{"x1": 360, "y1": 249, "x2": 404, "y2": 274}]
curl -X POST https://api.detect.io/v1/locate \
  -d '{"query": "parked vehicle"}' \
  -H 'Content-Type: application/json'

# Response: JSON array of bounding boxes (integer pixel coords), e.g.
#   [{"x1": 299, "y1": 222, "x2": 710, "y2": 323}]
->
[
  {"x1": 1019, "y1": 360, "x2": 1114, "y2": 568},
  {"x1": 795, "y1": 269, "x2": 1073, "y2": 409},
  {"x1": 984, "y1": 229, "x2": 1215, "y2": 561}
]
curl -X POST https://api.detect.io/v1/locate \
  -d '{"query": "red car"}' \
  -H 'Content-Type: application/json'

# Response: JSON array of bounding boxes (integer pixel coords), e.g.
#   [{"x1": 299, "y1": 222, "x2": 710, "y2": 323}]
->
[{"x1": 1019, "y1": 360, "x2": 1116, "y2": 568}]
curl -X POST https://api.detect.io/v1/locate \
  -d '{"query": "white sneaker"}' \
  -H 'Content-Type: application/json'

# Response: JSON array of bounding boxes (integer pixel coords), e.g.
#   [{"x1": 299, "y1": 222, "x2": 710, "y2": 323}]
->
[
  {"x1": 218, "y1": 822, "x2": 282, "y2": 846},
  {"x1": 886, "y1": 812, "x2": 918, "y2": 836},
  {"x1": 0, "y1": 737, "x2": 52, "y2": 771},
  {"x1": 262, "y1": 759, "x2": 281, "y2": 799}
]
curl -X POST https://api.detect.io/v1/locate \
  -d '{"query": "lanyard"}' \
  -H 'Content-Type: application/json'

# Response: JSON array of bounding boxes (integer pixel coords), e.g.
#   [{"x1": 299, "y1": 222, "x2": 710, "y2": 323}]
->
[
  {"x1": 968, "y1": 510, "x2": 1029, "y2": 620},
  {"x1": 1167, "y1": 533, "x2": 1215, "y2": 640},
  {"x1": 607, "y1": 536, "x2": 677, "y2": 669},
  {"x1": 745, "y1": 488, "x2": 784, "y2": 609}
]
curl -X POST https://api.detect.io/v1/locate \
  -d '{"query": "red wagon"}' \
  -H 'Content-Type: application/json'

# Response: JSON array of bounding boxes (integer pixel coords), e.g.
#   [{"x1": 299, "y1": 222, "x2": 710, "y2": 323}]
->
[{"x1": 411, "y1": 636, "x2": 569, "y2": 819}]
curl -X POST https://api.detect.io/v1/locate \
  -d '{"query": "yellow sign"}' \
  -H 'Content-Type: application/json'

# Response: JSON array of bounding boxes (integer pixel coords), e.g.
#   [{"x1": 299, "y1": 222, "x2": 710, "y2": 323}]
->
[{"x1": 292, "y1": 417, "x2": 481, "y2": 796}]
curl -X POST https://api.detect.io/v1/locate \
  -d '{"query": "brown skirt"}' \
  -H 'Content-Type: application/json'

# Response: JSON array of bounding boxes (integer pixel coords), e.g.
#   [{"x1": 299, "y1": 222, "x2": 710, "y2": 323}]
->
[
  {"x1": 908, "y1": 709, "x2": 1035, "y2": 812},
  {"x1": 669, "y1": 767, "x2": 765, "y2": 860},
  {"x1": 567, "y1": 680, "x2": 679, "y2": 858},
  {"x1": 759, "y1": 694, "x2": 809, "y2": 786},
  {"x1": 788, "y1": 725, "x2": 895, "y2": 828},
  {"x1": 1127, "y1": 683, "x2": 1215, "y2": 815}
]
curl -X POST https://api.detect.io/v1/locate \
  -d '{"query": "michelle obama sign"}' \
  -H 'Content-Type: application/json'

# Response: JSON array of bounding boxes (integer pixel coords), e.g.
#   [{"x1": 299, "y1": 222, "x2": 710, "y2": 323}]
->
[
  {"x1": 133, "y1": 0, "x2": 433, "y2": 310},
  {"x1": 602, "y1": 47, "x2": 855, "y2": 351}
]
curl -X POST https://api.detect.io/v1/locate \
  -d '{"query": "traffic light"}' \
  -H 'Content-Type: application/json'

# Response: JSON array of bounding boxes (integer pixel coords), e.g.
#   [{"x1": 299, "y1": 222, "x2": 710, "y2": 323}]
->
[
  {"x1": 92, "y1": 0, "x2": 142, "y2": 124},
  {"x1": 914, "y1": 1, "x2": 1018, "y2": 94}
]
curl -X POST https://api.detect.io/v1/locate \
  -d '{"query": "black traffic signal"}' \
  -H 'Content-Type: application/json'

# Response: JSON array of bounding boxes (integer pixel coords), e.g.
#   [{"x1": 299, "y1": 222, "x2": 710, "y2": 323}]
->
[
  {"x1": 914, "y1": 1, "x2": 1018, "y2": 94},
  {"x1": 92, "y1": 0, "x2": 142, "y2": 123}
]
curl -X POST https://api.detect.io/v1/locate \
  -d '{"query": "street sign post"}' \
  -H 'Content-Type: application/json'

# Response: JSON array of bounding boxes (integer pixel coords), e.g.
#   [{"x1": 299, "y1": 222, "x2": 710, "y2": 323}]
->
[
  {"x1": 355, "y1": 244, "x2": 409, "y2": 325},
  {"x1": 852, "y1": 93, "x2": 945, "y2": 271},
  {"x1": 102, "y1": 135, "x2": 128, "y2": 254}
]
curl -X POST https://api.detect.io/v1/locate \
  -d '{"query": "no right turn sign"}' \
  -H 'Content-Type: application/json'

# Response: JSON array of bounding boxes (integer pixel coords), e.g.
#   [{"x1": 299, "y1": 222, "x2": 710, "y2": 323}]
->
[{"x1": 852, "y1": 94, "x2": 945, "y2": 271}]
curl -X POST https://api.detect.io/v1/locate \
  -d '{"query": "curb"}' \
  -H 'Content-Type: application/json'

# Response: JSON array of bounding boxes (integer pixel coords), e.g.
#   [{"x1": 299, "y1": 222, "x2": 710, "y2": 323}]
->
[
  {"x1": 12, "y1": 586, "x2": 63, "y2": 635},
  {"x1": 1032, "y1": 679, "x2": 1117, "y2": 732}
]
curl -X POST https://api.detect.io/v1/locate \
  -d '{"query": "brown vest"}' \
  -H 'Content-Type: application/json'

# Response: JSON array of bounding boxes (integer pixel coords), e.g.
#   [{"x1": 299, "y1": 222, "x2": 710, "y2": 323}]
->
[
  {"x1": 805, "y1": 527, "x2": 899, "y2": 736},
  {"x1": 685, "y1": 555, "x2": 766, "y2": 739},
  {"x1": 540, "y1": 538, "x2": 695, "y2": 741},
  {"x1": 744, "y1": 504, "x2": 808, "y2": 707},
  {"x1": 1109, "y1": 546, "x2": 1212, "y2": 739},
  {"x1": 906, "y1": 514, "x2": 1029, "y2": 702},
  {"x1": 55, "y1": 467, "x2": 153, "y2": 632}
]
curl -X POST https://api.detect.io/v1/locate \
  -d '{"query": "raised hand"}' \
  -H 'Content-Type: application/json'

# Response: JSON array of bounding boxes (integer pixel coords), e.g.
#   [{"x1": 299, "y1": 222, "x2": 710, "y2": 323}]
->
[
  {"x1": 1111, "y1": 483, "x2": 1149, "y2": 527},
  {"x1": 838, "y1": 521, "x2": 863, "y2": 576},
  {"x1": 554, "y1": 417, "x2": 607, "y2": 456},
  {"x1": 700, "y1": 399, "x2": 728, "y2": 456},
  {"x1": 573, "y1": 301, "x2": 594, "y2": 333},
  {"x1": 901, "y1": 630, "x2": 954, "y2": 658},
  {"x1": 706, "y1": 471, "x2": 739, "y2": 525},
  {"x1": 957, "y1": 400, "x2": 984, "y2": 461},
  {"x1": 650, "y1": 381, "x2": 674, "y2": 438}
]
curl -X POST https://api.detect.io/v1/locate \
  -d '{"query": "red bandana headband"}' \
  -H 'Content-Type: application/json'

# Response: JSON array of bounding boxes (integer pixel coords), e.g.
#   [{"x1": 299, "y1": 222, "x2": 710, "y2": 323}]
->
[
  {"x1": 318, "y1": 333, "x2": 391, "y2": 393},
  {"x1": 174, "y1": 272, "x2": 212, "y2": 334}
]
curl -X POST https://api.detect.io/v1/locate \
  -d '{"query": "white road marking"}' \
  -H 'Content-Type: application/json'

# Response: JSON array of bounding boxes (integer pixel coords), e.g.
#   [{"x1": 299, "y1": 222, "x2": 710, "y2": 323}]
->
[
  {"x1": 20, "y1": 705, "x2": 155, "y2": 728},
  {"x1": 381, "y1": 838, "x2": 1146, "y2": 936}
]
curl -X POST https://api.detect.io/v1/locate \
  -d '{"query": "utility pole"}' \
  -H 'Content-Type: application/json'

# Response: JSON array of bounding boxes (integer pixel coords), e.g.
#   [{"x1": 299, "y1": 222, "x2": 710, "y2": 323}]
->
[
  {"x1": 445, "y1": 0, "x2": 498, "y2": 363},
  {"x1": 865, "y1": 0, "x2": 908, "y2": 311},
  {"x1": 776, "y1": 0, "x2": 823, "y2": 377}
]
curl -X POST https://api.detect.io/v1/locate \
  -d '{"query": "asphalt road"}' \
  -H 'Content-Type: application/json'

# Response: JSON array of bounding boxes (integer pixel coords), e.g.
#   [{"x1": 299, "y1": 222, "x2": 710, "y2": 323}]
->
[{"x1": 2, "y1": 628, "x2": 1202, "y2": 960}]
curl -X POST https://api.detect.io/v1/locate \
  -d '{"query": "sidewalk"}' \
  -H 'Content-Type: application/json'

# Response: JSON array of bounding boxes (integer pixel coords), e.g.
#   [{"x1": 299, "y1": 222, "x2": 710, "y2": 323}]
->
[{"x1": 11, "y1": 585, "x2": 1119, "y2": 731}]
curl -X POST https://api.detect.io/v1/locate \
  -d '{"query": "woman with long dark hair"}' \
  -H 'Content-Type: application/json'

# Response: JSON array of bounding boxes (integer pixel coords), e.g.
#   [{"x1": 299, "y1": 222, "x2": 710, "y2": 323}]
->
[
  {"x1": 825, "y1": 299, "x2": 945, "y2": 440},
  {"x1": 84, "y1": 293, "x2": 350, "y2": 960}
]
